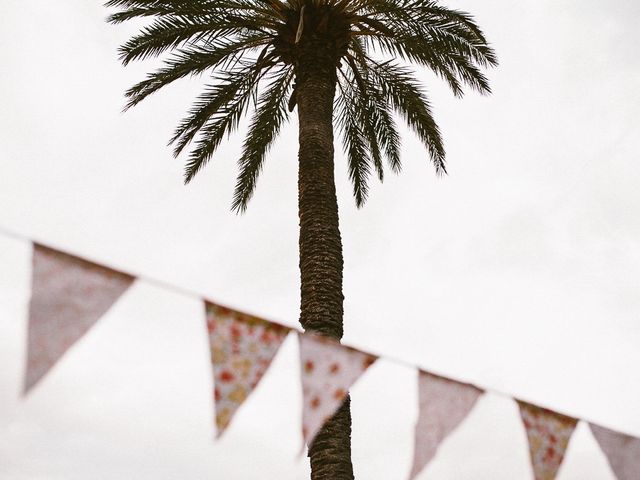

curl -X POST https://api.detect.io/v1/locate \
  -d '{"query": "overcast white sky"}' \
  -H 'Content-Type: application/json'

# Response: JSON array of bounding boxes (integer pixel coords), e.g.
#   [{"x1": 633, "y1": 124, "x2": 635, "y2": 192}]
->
[{"x1": 1, "y1": 1, "x2": 639, "y2": 479}]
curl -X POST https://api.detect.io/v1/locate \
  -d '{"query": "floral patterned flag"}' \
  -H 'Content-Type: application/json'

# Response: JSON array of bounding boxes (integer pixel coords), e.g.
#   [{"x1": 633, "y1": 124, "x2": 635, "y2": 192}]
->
[
  {"x1": 25, "y1": 244, "x2": 134, "y2": 394},
  {"x1": 298, "y1": 332, "x2": 377, "y2": 449},
  {"x1": 205, "y1": 303, "x2": 290, "y2": 437},
  {"x1": 518, "y1": 401, "x2": 578, "y2": 480},
  {"x1": 590, "y1": 423, "x2": 640, "y2": 480},
  {"x1": 408, "y1": 371, "x2": 483, "y2": 479}
]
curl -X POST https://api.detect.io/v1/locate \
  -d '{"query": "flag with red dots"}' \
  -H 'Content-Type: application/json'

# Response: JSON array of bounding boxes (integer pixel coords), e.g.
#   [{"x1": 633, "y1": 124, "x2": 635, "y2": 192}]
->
[
  {"x1": 518, "y1": 401, "x2": 578, "y2": 480},
  {"x1": 298, "y1": 332, "x2": 377, "y2": 449},
  {"x1": 206, "y1": 302, "x2": 290, "y2": 437}
]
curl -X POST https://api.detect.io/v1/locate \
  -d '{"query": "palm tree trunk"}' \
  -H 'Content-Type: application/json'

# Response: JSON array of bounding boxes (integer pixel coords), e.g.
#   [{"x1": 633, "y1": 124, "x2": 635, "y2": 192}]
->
[{"x1": 296, "y1": 46, "x2": 354, "y2": 480}]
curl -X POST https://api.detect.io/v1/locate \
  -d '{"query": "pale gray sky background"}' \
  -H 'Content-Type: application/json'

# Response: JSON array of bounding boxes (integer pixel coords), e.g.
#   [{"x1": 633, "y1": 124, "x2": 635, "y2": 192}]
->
[{"x1": 1, "y1": 1, "x2": 639, "y2": 478}]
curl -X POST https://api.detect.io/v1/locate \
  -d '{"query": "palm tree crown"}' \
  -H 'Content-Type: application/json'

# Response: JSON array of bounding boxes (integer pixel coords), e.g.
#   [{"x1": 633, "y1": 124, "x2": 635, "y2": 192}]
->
[
  {"x1": 107, "y1": 2, "x2": 496, "y2": 477},
  {"x1": 106, "y1": 0, "x2": 497, "y2": 210}
]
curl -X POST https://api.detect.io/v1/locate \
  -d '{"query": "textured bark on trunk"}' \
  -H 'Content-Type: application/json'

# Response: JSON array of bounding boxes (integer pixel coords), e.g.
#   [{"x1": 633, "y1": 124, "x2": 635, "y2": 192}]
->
[{"x1": 296, "y1": 43, "x2": 354, "y2": 480}]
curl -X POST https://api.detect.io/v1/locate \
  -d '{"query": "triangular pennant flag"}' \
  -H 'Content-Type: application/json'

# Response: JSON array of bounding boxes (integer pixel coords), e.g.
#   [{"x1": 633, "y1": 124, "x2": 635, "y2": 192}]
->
[
  {"x1": 590, "y1": 423, "x2": 640, "y2": 480},
  {"x1": 408, "y1": 371, "x2": 483, "y2": 479},
  {"x1": 298, "y1": 332, "x2": 377, "y2": 448},
  {"x1": 518, "y1": 401, "x2": 578, "y2": 480},
  {"x1": 25, "y1": 244, "x2": 134, "y2": 394},
  {"x1": 205, "y1": 303, "x2": 290, "y2": 437}
]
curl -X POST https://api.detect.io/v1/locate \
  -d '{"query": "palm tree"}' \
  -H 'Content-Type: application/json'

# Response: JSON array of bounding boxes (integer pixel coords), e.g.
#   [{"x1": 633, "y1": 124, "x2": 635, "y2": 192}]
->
[{"x1": 105, "y1": 0, "x2": 496, "y2": 478}]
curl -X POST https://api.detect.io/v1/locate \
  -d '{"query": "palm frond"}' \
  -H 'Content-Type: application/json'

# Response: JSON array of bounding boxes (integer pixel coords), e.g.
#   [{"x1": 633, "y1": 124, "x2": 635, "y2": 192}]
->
[
  {"x1": 177, "y1": 64, "x2": 268, "y2": 183},
  {"x1": 343, "y1": 55, "x2": 384, "y2": 182},
  {"x1": 123, "y1": 33, "x2": 269, "y2": 110},
  {"x1": 106, "y1": 0, "x2": 276, "y2": 23},
  {"x1": 347, "y1": 40, "x2": 401, "y2": 173},
  {"x1": 369, "y1": 87, "x2": 401, "y2": 173},
  {"x1": 355, "y1": 0, "x2": 497, "y2": 97},
  {"x1": 115, "y1": 14, "x2": 269, "y2": 65},
  {"x1": 108, "y1": 0, "x2": 497, "y2": 208},
  {"x1": 231, "y1": 68, "x2": 293, "y2": 212},
  {"x1": 369, "y1": 60, "x2": 446, "y2": 174},
  {"x1": 336, "y1": 73, "x2": 372, "y2": 207}
]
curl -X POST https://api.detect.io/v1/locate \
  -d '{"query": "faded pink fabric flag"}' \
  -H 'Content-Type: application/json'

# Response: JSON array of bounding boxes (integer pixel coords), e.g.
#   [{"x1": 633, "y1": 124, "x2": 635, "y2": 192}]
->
[
  {"x1": 25, "y1": 244, "x2": 134, "y2": 394},
  {"x1": 298, "y1": 332, "x2": 376, "y2": 448},
  {"x1": 518, "y1": 401, "x2": 578, "y2": 480},
  {"x1": 590, "y1": 423, "x2": 640, "y2": 480},
  {"x1": 408, "y1": 371, "x2": 483, "y2": 479},
  {"x1": 205, "y1": 303, "x2": 290, "y2": 437}
]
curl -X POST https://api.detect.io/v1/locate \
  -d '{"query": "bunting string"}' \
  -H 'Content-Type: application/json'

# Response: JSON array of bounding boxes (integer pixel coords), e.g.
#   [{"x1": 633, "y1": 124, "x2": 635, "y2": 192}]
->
[
  {"x1": 0, "y1": 224, "x2": 491, "y2": 396},
  {"x1": 1, "y1": 223, "x2": 638, "y2": 478}
]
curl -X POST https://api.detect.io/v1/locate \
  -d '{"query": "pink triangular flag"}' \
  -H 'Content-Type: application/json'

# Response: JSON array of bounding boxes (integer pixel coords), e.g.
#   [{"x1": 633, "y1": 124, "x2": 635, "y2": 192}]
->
[
  {"x1": 518, "y1": 401, "x2": 578, "y2": 480},
  {"x1": 298, "y1": 332, "x2": 377, "y2": 448},
  {"x1": 25, "y1": 244, "x2": 134, "y2": 394},
  {"x1": 205, "y1": 303, "x2": 290, "y2": 437},
  {"x1": 590, "y1": 423, "x2": 640, "y2": 480},
  {"x1": 408, "y1": 371, "x2": 483, "y2": 479}
]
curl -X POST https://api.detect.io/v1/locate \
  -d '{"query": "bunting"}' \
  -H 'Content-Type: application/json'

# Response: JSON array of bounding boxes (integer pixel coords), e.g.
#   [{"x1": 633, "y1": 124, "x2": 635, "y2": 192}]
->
[
  {"x1": 24, "y1": 244, "x2": 134, "y2": 394},
  {"x1": 408, "y1": 371, "x2": 483, "y2": 479},
  {"x1": 590, "y1": 423, "x2": 640, "y2": 480},
  {"x1": 3, "y1": 232, "x2": 639, "y2": 476},
  {"x1": 205, "y1": 303, "x2": 290, "y2": 437},
  {"x1": 518, "y1": 401, "x2": 578, "y2": 480},
  {"x1": 298, "y1": 332, "x2": 377, "y2": 448}
]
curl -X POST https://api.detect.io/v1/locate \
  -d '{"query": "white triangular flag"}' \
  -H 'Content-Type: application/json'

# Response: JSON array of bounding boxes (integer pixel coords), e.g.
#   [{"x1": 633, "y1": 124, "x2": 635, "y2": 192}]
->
[
  {"x1": 518, "y1": 401, "x2": 578, "y2": 480},
  {"x1": 298, "y1": 332, "x2": 376, "y2": 448},
  {"x1": 590, "y1": 423, "x2": 640, "y2": 480},
  {"x1": 408, "y1": 371, "x2": 482, "y2": 479},
  {"x1": 25, "y1": 244, "x2": 134, "y2": 393},
  {"x1": 206, "y1": 303, "x2": 290, "y2": 437}
]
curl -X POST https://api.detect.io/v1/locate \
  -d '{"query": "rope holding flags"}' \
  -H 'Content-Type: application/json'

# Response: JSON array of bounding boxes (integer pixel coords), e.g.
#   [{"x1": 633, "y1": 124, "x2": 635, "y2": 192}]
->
[{"x1": 6, "y1": 233, "x2": 640, "y2": 478}]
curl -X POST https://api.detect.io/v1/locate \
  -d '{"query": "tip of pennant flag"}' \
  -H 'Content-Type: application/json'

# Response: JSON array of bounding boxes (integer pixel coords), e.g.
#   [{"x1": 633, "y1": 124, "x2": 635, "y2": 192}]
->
[
  {"x1": 22, "y1": 372, "x2": 38, "y2": 397},
  {"x1": 297, "y1": 441, "x2": 307, "y2": 459}
]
